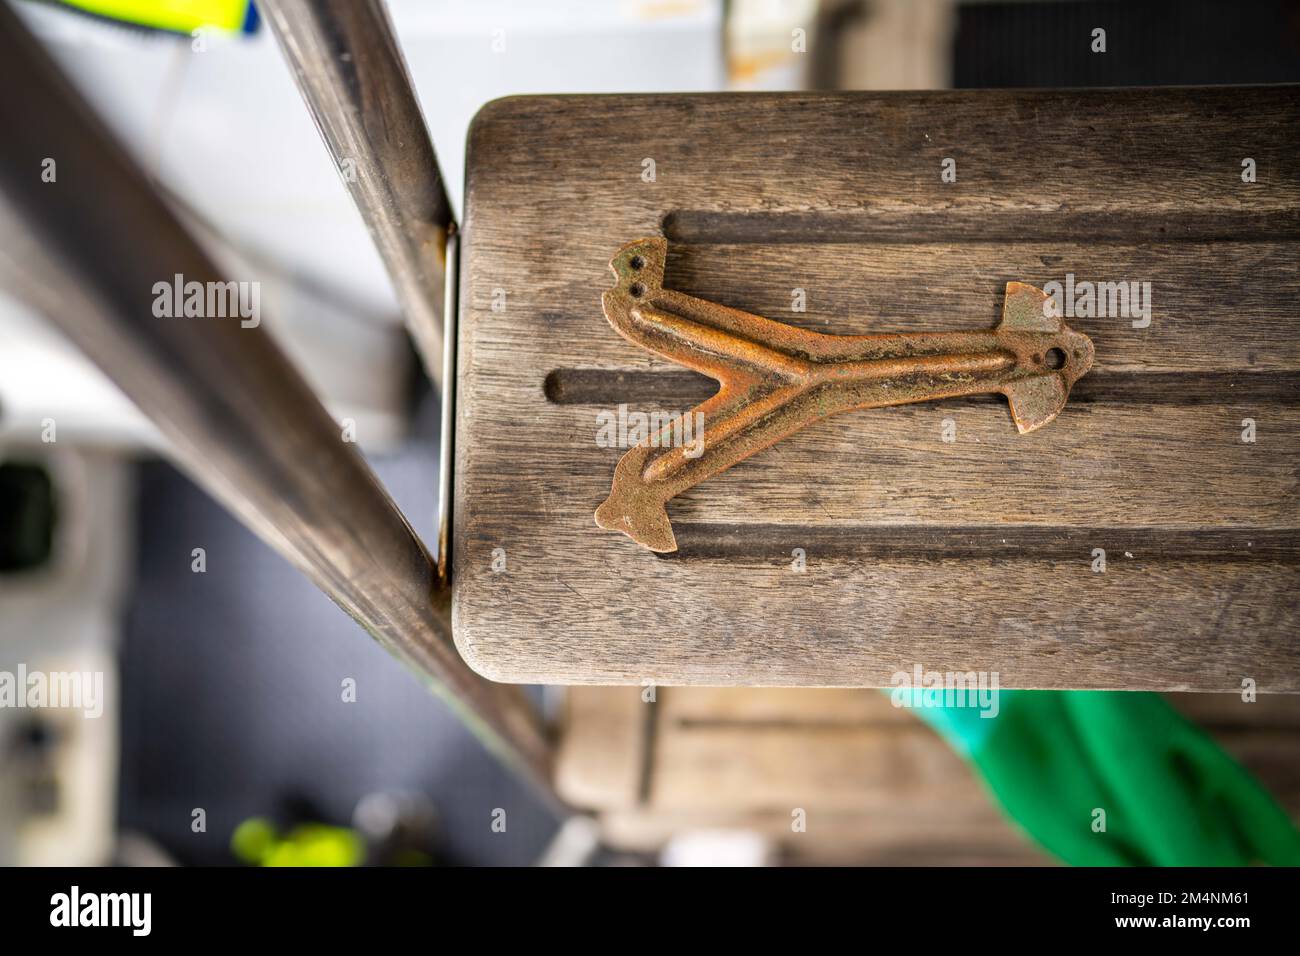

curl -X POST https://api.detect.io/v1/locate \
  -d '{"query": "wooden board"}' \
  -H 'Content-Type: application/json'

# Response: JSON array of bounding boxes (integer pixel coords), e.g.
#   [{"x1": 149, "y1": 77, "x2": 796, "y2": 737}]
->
[
  {"x1": 554, "y1": 687, "x2": 1300, "y2": 864},
  {"x1": 454, "y1": 88, "x2": 1300, "y2": 689},
  {"x1": 556, "y1": 686, "x2": 1043, "y2": 864}
]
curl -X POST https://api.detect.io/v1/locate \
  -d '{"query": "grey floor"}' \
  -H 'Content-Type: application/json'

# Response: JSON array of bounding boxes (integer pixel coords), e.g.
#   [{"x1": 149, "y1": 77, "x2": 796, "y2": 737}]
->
[{"x1": 117, "y1": 388, "x2": 559, "y2": 865}]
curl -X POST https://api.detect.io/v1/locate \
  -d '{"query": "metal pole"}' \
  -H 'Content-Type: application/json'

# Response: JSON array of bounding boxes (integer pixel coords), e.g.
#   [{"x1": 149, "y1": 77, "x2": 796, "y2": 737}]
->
[
  {"x1": 0, "y1": 2, "x2": 557, "y2": 803},
  {"x1": 260, "y1": 0, "x2": 453, "y2": 386}
]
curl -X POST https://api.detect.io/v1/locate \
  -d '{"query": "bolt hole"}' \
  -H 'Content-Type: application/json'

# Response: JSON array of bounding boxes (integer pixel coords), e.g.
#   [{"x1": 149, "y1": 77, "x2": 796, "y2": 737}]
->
[
  {"x1": 629, "y1": 255, "x2": 645, "y2": 271},
  {"x1": 1045, "y1": 347, "x2": 1066, "y2": 370},
  {"x1": 629, "y1": 282, "x2": 645, "y2": 298}
]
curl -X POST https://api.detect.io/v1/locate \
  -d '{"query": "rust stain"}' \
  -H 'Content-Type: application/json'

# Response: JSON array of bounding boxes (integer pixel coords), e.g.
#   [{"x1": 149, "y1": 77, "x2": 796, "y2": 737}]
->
[{"x1": 594, "y1": 237, "x2": 1095, "y2": 552}]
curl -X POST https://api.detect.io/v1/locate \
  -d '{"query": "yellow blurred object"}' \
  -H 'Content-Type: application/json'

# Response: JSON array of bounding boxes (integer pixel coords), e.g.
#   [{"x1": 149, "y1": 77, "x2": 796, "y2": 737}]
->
[
  {"x1": 231, "y1": 818, "x2": 365, "y2": 867},
  {"x1": 59, "y1": 0, "x2": 252, "y2": 35}
]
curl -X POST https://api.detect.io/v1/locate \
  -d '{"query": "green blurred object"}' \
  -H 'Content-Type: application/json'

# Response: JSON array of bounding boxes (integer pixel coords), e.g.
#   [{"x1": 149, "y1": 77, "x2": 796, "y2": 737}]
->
[
  {"x1": 231, "y1": 817, "x2": 365, "y2": 867},
  {"x1": 906, "y1": 689, "x2": 1300, "y2": 866}
]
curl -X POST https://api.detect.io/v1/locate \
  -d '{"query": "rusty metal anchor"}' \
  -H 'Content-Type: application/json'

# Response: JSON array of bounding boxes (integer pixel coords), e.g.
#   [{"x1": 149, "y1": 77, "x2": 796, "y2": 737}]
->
[{"x1": 594, "y1": 237, "x2": 1095, "y2": 552}]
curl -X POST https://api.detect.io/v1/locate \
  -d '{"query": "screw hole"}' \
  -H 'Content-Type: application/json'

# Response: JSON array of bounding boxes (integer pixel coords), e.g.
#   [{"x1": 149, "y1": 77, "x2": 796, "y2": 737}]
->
[
  {"x1": 629, "y1": 255, "x2": 645, "y2": 271},
  {"x1": 629, "y1": 282, "x2": 645, "y2": 298},
  {"x1": 1045, "y1": 347, "x2": 1066, "y2": 370}
]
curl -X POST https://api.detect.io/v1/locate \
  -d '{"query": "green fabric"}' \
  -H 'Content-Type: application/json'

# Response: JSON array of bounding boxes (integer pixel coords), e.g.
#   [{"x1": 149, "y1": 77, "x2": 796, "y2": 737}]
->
[{"x1": 908, "y1": 690, "x2": 1300, "y2": 866}]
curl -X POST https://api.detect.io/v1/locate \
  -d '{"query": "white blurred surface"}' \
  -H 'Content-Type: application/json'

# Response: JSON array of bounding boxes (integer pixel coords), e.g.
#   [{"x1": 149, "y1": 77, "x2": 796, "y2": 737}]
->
[{"x1": 1, "y1": 0, "x2": 727, "y2": 451}]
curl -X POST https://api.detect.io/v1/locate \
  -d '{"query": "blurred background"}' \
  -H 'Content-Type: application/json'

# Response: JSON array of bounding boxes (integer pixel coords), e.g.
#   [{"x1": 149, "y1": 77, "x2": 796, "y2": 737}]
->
[{"x1": 2, "y1": 0, "x2": 1299, "y2": 867}]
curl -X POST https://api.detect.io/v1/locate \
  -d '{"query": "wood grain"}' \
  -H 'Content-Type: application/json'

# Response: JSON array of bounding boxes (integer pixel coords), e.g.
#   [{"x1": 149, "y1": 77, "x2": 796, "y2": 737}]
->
[{"x1": 455, "y1": 88, "x2": 1300, "y2": 689}]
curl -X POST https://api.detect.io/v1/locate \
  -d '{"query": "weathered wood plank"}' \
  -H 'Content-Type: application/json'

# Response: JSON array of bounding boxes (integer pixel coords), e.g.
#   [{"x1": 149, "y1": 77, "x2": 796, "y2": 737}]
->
[
  {"x1": 455, "y1": 87, "x2": 1300, "y2": 688},
  {"x1": 461, "y1": 402, "x2": 1299, "y2": 531},
  {"x1": 463, "y1": 88, "x2": 1300, "y2": 227},
  {"x1": 573, "y1": 242, "x2": 1300, "y2": 373},
  {"x1": 460, "y1": 555, "x2": 1298, "y2": 688}
]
